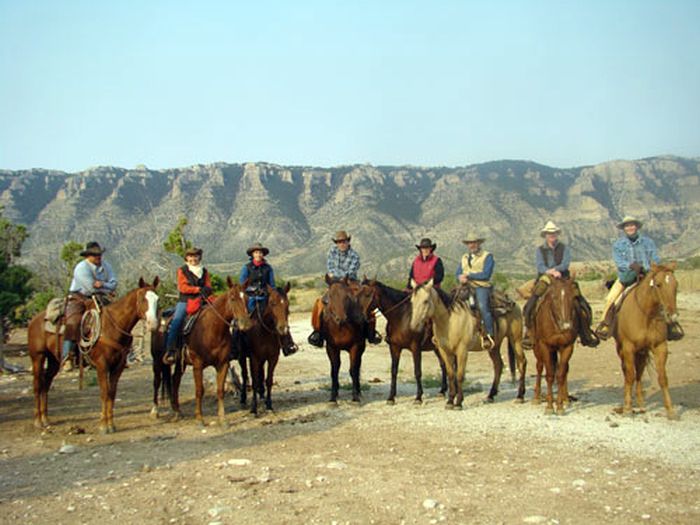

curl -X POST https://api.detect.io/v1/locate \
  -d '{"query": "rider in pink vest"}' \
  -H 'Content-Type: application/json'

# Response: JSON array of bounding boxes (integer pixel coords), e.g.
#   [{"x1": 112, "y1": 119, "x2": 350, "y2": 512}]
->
[{"x1": 407, "y1": 238, "x2": 444, "y2": 288}]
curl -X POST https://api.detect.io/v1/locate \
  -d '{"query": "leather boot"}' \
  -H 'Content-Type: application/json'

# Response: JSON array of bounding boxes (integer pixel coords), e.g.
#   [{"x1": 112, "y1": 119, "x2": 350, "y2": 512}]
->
[
  {"x1": 575, "y1": 297, "x2": 600, "y2": 348},
  {"x1": 229, "y1": 329, "x2": 242, "y2": 361},
  {"x1": 162, "y1": 341, "x2": 177, "y2": 365},
  {"x1": 307, "y1": 330, "x2": 324, "y2": 348}
]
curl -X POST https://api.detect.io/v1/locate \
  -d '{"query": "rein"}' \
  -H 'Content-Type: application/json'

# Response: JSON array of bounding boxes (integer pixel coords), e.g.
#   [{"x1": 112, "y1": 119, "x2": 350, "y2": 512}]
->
[
  {"x1": 253, "y1": 301, "x2": 279, "y2": 335},
  {"x1": 377, "y1": 290, "x2": 411, "y2": 317},
  {"x1": 633, "y1": 271, "x2": 675, "y2": 323}
]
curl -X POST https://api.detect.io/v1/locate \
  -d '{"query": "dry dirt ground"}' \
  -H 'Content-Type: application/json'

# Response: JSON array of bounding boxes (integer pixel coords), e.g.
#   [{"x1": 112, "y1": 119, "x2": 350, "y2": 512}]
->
[{"x1": 1, "y1": 296, "x2": 699, "y2": 525}]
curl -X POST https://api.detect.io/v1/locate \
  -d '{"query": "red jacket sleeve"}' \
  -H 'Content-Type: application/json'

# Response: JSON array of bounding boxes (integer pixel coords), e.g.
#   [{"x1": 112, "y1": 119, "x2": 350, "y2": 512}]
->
[{"x1": 177, "y1": 268, "x2": 201, "y2": 295}]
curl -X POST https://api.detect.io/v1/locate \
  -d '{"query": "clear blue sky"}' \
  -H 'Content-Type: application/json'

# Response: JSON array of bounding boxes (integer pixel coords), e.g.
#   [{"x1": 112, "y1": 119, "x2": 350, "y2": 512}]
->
[{"x1": 1, "y1": 0, "x2": 698, "y2": 172}]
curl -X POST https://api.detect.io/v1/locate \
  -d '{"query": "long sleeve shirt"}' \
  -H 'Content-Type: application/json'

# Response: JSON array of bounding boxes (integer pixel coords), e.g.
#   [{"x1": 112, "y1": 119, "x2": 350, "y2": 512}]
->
[
  {"x1": 69, "y1": 259, "x2": 118, "y2": 296},
  {"x1": 613, "y1": 234, "x2": 660, "y2": 273},
  {"x1": 455, "y1": 254, "x2": 495, "y2": 282},
  {"x1": 326, "y1": 245, "x2": 361, "y2": 281},
  {"x1": 535, "y1": 242, "x2": 571, "y2": 275}
]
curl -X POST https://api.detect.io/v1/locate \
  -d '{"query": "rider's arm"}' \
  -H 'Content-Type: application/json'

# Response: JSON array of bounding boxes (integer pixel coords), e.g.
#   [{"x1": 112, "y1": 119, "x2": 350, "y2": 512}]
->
[
  {"x1": 455, "y1": 262, "x2": 463, "y2": 280},
  {"x1": 326, "y1": 248, "x2": 339, "y2": 277},
  {"x1": 267, "y1": 266, "x2": 276, "y2": 288},
  {"x1": 100, "y1": 261, "x2": 118, "y2": 292},
  {"x1": 178, "y1": 267, "x2": 201, "y2": 294},
  {"x1": 535, "y1": 248, "x2": 547, "y2": 275},
  {"x1": 347, "y1": 249, "x2": 361, "y2": 280},
  {"x1": 468, "y1": 254, "x2": 494, "y2": 281},
  {"x1": 239, "y1": 264, "x2": 250, "y2": 285},
  {"x1": 434, "y1": 258, "x2": 445, "y2": 286},
  {"x1": 612, "y1": 238, "x2": 632, "y2": 273},
  {"x1": 70, "y1": 261, "x2": 95, "y2": 294}
]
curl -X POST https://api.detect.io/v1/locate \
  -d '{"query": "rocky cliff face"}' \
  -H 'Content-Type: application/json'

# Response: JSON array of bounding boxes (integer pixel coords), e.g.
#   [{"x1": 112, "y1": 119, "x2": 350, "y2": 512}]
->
[{"x1": 2, "y1": 156, "x2": 698, "y2": 280}]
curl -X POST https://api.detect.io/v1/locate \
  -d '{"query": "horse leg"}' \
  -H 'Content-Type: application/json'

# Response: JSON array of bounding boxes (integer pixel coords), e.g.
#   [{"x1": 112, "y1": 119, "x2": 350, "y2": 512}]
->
[
  {"x1": 265, "y1": 355, "x2": 279, "y2": 411},
  {"x1": 485, "y1": 343, "x2": 503, "y2": 403},
  {"x1": 634, "y1": 350, "x2": 647, "y2": 413},
  {"x1": 249, "y1": 355, "x2": 260, "y2": 415},
  {"x1": 216, "y1": 361, "x2": 230, "y2": 427},
  {"x1": 238, "y1": 356, "x2": 248, "y2": 406},
  {"x1": 619, "y1": 343, "x2": 636, "y2": 416},
  {"x1": 106, "y1": 358, "x2": 127, "y2": 433},
  {"x1": 327, "y1": 346, "x2": 341, "y2": 404},
  {"x1": 651, "y1": 342, "x2": 677, "y2": 420},
  {"x1": 192, "y1": 363, "x2": 205, "y2": 426},
  {"x1": 532, "y1": 345, "x2": 543, "y2": 405},
  {"x1": 555, "y1": 345, "x2": 573, "y2": 415},
  {"x1": 435, "y1": 349, "x2": 447, "y2": 397},
  {"x1": 453, "y1": 344, "x2": 469, "y2": 409},
  {"x1": 412, "y1": 345, "x2": 423, "y2": 404},
  {"x1": 507, "y1": 339, "x2": 516, "y2": 384},
  {"x1": 542, "y1": 346, "x2": 555, "y2": 415},
  {"x1": 151, "y1": 358, "x2": 162, "y2": 418},
  {"x1": 40, "y1": 354, "x2": 60, "y2": 427},
  {"x1": 95, "y1": 361, "x2": 111, "y2": 433},
  {"x1": 171, "y1": 362, "x2": 184, "y2": 420},
  {"x1": 349, "y1": 346, "x2": 364, "y2": 403},
  {"x1": 387, "y1": 344, "x2": 401, "y2": 405},
  {"x1": 31, "y1": 353, "x2": 45, "y2": 428},
  {"x1": 514, "y1": 339, "x2": 527, "y2": 402},
  {"x1": 439, "y1": 348, "x2": 456, "y2": 408}
]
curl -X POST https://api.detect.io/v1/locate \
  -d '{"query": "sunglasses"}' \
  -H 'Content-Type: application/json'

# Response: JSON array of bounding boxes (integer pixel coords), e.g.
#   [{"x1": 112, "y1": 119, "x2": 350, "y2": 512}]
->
[{"x1": 335, "y1": 240, "x2": 349, "y2": 244}]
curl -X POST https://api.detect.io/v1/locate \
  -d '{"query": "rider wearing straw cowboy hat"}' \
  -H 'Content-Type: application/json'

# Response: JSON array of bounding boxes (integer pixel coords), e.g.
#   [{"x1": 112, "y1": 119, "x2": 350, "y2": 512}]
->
[
  {"x1": 521, "y1": 220, "x2": 598, "y2": 349},
  {"x1": 455, "y1": 231, "x2": 495, "y2": 351},
  {"x1": 407, "y1": 237, "x2": 445, "y2": 288},
  {"x1": 307, "y1": 230, "x2": 382, "y2": 347},
  {"x1": 62, "y1": 242, "x2": 118, "y2": 369},
  {"x1": 594, "y1": 215, "x2": 683, "y2": 341}
]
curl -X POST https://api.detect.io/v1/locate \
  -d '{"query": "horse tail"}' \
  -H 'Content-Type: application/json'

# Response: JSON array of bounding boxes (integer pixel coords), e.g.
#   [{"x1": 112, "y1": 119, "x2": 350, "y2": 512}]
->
[{"x1": 161, "y1": 361, "x2": 173, "y2": 404}]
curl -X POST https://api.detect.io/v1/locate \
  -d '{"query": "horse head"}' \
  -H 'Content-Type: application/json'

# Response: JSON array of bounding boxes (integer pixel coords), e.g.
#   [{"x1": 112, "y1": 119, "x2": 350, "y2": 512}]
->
[
  {"x1": 266, "y1": 282, "x2": 292, "y2": 336},
  {"x1": 354, "y1": 283, "x2": 378, "y2": 324},
  {"x1": 545, "y1": 278, "x2": 577, "y2": 333},
  {"x1": 325, "y1": 280, "x2": 352, "y2": 325},
  {"x1": 409, "y1": 278, "x2": 435, "y2": 331},
  {"x1": 647, "y1": 262, "x2": 679, "y2": 322},
  {"x1": 136, "y1": 276, "x2": 160, "y2": 331},
  {"x1": 226, "y1": 276, "x2": 253, "y2": 330}
]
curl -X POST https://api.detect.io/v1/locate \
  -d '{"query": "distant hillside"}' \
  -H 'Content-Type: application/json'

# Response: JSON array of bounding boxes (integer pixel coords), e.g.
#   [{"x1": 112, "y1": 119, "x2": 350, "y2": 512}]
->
[{"x1": 1, "y1": 156, "x2": 699, "y2": 281}]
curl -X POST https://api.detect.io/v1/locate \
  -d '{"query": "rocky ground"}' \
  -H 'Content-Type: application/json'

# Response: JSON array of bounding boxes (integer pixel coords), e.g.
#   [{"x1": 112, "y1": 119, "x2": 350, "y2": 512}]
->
[{"x1": 0, "y1": 296, "x2": 699, "y2": 525}]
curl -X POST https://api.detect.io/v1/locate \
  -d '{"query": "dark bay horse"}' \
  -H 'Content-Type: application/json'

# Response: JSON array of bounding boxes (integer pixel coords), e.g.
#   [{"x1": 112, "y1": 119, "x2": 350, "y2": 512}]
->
[
  {"x1": 166, "y1": 277, "x2": 252, "y2": 427},
  {"x1": 238, "y1": 283, "x2": 293, "y2": 414},
  {"x1": 613, "y1": 263, "x2": 680, "y2": 419},
  {"x1": 363, "y1": 279, "x2": 447, "y2": 404},
  {"x1": 321, "y1": 277, "x2": 374, "y2": 404},
  {"x1": 531, "y1": 278, "x2": 578, "y2": 415},
  {"x1": 28, "y1": 277, "x2": 160, "y2": 433}
]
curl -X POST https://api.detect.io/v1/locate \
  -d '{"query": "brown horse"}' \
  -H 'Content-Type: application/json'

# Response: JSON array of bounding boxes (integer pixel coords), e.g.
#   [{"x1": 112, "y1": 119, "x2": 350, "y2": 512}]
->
[
  {"x1": 238, "y1": 283, "x2": 293, "y2": 414},
  {"x1": 321, "y1": 277, "x2": 373, "y2": 404},
  {"x1": 410, "y1": 279, "x2": 479, "y2": 409},
  {"x1": 531, "y1": 277, "x2": 578, "y2": 415},
  {"x1": 363, "y1": 279, "x2": 447, "y2": 404},
  {"x1": 28, "y1": 277, "x2": 160, "y2": 433},
  {"x1": 168, "y1": 277, "x2": 252, "y2": 427},
  {"x1": 613, "y1": 263, "x2": 680, "y2": 419}
]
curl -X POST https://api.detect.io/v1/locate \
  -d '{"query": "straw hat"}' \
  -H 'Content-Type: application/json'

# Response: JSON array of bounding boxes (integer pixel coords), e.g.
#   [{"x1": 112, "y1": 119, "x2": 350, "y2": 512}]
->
[
  {"x1": 540, "y1": 220, "x2": 562, "y2": 237},
  {"x1": 332, "y1": 230, "x2": 351, "y2": 242},
  {"x1": 462, "y1": 232, "x2": 485, "y2": 244},
  {"x1": 617, "y1": 216, "x2": 643, "y2": 229}
]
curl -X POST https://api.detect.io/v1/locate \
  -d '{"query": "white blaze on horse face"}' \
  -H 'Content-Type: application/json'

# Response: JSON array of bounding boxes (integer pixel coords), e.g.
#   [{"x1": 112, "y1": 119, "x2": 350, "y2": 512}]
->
[
  {"x1": 239, "y1": 292, "x2": 245, "y2": 300},
  {"x1": 145, "y1": 290, "x2": 159, "y2": 331},
  {"x1": 665, "y1": 275, "x2": 671, "y2": 284},
  {"x1": 650, "y1": 279, "x2": 655, "y2": 287}
]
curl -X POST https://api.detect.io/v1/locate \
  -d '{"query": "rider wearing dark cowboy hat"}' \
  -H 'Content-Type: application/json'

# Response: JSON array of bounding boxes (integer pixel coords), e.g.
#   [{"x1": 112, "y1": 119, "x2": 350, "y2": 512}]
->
[
  {"x1": 232, "y1": 242, "x2": 298, "y2": 358},
  {"x1": 407, "y1": 237, "x2": 444, "y2": 289}
]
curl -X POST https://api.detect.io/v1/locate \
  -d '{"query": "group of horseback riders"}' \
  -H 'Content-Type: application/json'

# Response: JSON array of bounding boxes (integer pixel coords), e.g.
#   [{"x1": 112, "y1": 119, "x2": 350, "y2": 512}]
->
[{"x1": 60, "y1": 214, "x2": 682, "y2": 369}]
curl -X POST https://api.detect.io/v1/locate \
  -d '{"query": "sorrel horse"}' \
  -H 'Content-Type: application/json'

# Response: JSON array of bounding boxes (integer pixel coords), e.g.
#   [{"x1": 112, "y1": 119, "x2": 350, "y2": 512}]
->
[
  {"x1": 362, "y1": 279, "x2": 447, "y2": 404},
  {"x1": 612, "y1": 263, "x2": 680, "y2": 419},
  {"x1": 321, "y1": 276, "x2": 373, "y2": 404},
  {"x1": 238, "y1": 283, "x2": 293, "y2": 414},
  {"x1": 166, "y1": 277, "x2": 252, "y2": 427},
  {"x1": 531, "y1": 278, "x2": 578, "y2": 415},
  {"x1": 410, "y1": 279, "x2": 479, "y2": 409},
  {"x1": 28, "y1": 277, "x2": 160, "y2": 433}
]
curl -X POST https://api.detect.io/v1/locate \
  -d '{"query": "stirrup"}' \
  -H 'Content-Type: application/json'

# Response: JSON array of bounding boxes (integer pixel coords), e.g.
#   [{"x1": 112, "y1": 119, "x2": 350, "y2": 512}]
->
[
  {"x1": 481, "y1": 334, "x2": 495, "y2": 351},
  {"x1": 162, "y1": 351, "x2": 176, "y2": 365},
  {"x1": 368, "y1": 331, "x2": 383, "y2": 345},
  {"x1": 594, "y1": 322, "x2": 610, "y2": 341}
]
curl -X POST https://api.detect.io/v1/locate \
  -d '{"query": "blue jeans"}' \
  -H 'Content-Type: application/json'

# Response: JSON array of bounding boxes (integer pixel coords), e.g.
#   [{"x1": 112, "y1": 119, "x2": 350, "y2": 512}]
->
[
  {"x1": 166, "y1": 302, "x2": 188, "y2": 349},
  {"x1": 247, "y1": 296, "x2": 268, "y2": 314},
  {"x1": 475, "y1": 286, "x2": 494, "y2": 336}
]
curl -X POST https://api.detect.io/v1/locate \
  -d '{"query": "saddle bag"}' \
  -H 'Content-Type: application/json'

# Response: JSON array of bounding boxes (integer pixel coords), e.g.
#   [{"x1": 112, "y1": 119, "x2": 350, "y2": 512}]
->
[{"x1": 45, "y1": 297, "x2": 64, "y2": 324}]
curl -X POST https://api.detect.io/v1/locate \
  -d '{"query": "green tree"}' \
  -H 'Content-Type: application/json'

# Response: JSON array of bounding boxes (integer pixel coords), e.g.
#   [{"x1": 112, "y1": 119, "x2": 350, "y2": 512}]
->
[
  {"x1": 163, "y1": 216, "x2": 192, "y2": 259},
  {"x1": 0, "y1": 209, "x2": 34, "y2": 371},
  {"x1": 60, "y1": 240, "x2": 83, "y2": 289}
]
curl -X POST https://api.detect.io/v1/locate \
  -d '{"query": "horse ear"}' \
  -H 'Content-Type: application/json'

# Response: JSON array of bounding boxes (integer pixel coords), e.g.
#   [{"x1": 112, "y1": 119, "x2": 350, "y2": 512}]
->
[
  {"x1": 325, "y1": 273, "x2": 333, "y2": 285},
  {"x1": 284, "y1": 281, "x2": 291, "y2": 294},
  {"x1": 227, "y1": 276, "x2": 234, "y2": 289},
  {"x1": 667, "y1": 261, "x2": 677, "y2": 271},
  {"x1": 362, "y1": 274, "x2": 368, "y2": 285},
  {"x1": 426, "y1": 278, "x2": 434, "y2": 288},
  {"x1": 138, "y1": 277, "x2": 146, "y2": 288},
  {"x1": 410, "y1": 278, "x2": 417, "y2": 289},
  {"x1": 152, "y1": 276, "x2": 160, "y2": 289}
]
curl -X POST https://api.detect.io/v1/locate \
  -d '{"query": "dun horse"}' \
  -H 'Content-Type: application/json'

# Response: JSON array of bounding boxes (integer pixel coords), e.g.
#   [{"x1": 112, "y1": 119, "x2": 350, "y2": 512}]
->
[
  {"x1": 363, "y1": 279, "x2": 447, "y2": 404},
  {"x1": 164, "y1": 278, "x2": 252, "y2": 427},
  {"x1": 318, "y1": 277, "x2": 374, "y2": 404},
  {"x1": 28, "y1": 277, "x2": 160, "y2": 433},
  {"x1": 410, "y1": 279, "x2": 479, "y2": 409},
  {"x1": 613, "y1": 263, "x2": 680, "y2": 419},
  {"x1": 531, "y1": 278, "x2": 578, "y2": 415},
  {"x1": 238, "y1": 283, "x2": 293, "y2": 414}
]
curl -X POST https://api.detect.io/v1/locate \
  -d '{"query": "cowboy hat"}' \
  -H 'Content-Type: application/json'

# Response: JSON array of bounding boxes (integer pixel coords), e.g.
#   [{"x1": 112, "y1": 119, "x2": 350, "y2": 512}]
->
[
  {"x1": 617, "y1": 216, "x2": 643, "y2": 229},
  {"x1": 540, "y1": 220, "x2": 562, "y2": 237},
  {"x1": 246, "y1": 242, "x2": 270, "y2": 257},
  {"x1": 184, "y1": 247, "x2": 203, "y2": 259},
  {"x1": 332, "y1": 230, "x2": 351, "y2": 243},
  {"x1": 462, "y1": 231, "x2": 485, "y2": 244},
  {"x1": 80, "y1": 241, "x2": 106, "y2": 257},
  {"x1": 415, "y1": 238, "x2": 437, "y2": 251}
]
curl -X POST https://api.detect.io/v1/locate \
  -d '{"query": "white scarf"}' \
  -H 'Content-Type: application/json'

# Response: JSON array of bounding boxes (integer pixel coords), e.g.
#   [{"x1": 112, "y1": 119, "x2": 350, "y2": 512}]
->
[{"x1": 187, "y1": 264, "x2": 203, "y2": 279}]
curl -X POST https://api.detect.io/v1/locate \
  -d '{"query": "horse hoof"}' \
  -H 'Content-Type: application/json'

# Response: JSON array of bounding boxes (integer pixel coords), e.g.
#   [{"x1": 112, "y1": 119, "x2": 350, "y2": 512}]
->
[
  {"x1": 667, "y1": 412, "x2": 680, "y2": 421},
  {"x1": 196, "y1": 420, "x2": 205, "y2": 428},
  {"x1": 328, "y1": 400, "x2": 338, "y2": 407},
  {"x1": 544, "y1": 407, "x2": 554, "y2": 416},
  {"x1": 483, "y1": 397, "x2": 495, "y2": 404},
  {"x1": 556, "y1": 408, "x2": 566, "y2": 416},
  {"x1": 514, "y1": 397, "x2": 525, "y2": 404},
  {"x1": 150, "y1": 407, "x2": 160, "y2": 419},
  {"x1": 454, "y1": 404, "x2": 463, "y2": 411},
  {"x1": 413, "y1": 399, "x2": 423, "y2": 406},
  {"x1": 444, "y1": 403, "x2": 454, "y2": 410},
  {"x1": 386, "y1": 399, "x2": 395, "y2": 406}
]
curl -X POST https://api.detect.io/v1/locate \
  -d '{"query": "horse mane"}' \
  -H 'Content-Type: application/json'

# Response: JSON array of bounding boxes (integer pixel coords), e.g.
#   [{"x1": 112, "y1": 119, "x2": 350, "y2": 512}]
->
[
  {"x1": 436, "y1": 286, "x2": 456, "y2": 309},
  {"x1": 374, "y1": 280, "x2": 409, "y2": 304}
]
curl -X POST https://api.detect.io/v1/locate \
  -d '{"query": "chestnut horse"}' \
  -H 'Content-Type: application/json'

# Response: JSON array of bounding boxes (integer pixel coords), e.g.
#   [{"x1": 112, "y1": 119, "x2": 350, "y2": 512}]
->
[
  {"x1": 167, "y1": 278, "x2": 252, "y2": 427},
  {"x1": 321, "y1": 277, "x2": 374, "y2": 404},
  {"x1": 362, "y1": 279, "x2": 447, "y2": 404},
  {"x1": 531, "y1": 278, "x2": 578, "y2": 415},
  {"x1": 238, "y1": 283, "x2": 292, "y2": 414},
  {"x1": 28, "y1": 277, "x2": 160, "y2": 433},
  {"x1": 410, "y1": 279, "x2": 479, "y2": 409},
  {"x1": 613, "y1": 263, "x2": 680, "y2": 419}
]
